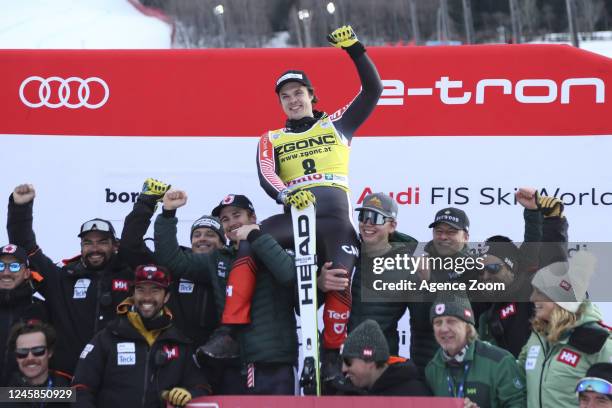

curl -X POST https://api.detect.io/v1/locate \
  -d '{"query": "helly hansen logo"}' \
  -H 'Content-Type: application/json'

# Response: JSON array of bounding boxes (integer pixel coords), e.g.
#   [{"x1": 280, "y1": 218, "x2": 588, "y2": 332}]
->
[
  {"x1": 557, "y1": 348, "x2": 580, "y2": 367},
  {"x1": 163, "y1": 345, "x2": 179, "y2": 360},
  {"x1": 560, "y1": 280, "x2": 572, "y2": 291},
  {"x1": 363, "y1": 348, "x2": 373, "y2": 357},
  {"x1": 500, "y1": 303, "x2": 516, "y2": 319},
  {"x1": 112, "y1": 279, "x2": 130, "y2": 291}
]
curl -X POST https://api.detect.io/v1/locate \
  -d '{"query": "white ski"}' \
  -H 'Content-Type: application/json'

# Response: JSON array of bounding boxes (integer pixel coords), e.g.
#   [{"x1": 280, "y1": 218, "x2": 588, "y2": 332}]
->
[{"x1": 291, "y1": 204, "x2": 320, "y2": 396}]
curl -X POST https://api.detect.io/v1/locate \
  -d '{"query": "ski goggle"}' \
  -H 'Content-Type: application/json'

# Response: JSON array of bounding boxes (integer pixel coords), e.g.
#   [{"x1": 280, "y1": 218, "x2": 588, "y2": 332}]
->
[
  {"x1": 0, "y1": 262, "x2": 23, "y2": 273},
  {"x1": 134, "y1": 265, "x2": 170, "y2": 288},
  {"x1": 576, "y1": 377, "x2": 612, "y2": 396},
  {"x1": 482, "y1": 263, "x2": 505, "y2": 274},
  {"x1": 79, "y1": 219, "x2": 115, "y2": 238},
  {"x1": 358, "y1": 210, "x2": 390, "y2": 225},
  {"x1": 15, "y1": 346, "x2": 47, "y2": 359}
]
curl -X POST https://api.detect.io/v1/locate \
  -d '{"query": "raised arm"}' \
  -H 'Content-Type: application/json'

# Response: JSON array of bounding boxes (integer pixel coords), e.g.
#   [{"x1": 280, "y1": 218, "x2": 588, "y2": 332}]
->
[
  {"x1": 153, "y1": 190, "x2": 214, "y2": 284},
  {"x1": 328, "y1": 26, "x2": 383, "y2": 139}
]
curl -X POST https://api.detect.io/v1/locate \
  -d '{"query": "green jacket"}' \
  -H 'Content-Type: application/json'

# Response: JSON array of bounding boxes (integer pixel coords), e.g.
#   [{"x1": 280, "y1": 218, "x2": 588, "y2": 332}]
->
[
  {"x1": 426, "y1": 340, "x2": 526, "y2": 408},
  {"x1": 518, "y1": 301, "x2": 612, "y2": 408},
  {"x1": 349, "y1": 232, "x2": 437, "y2": 372},
  {"x1": 153, "y1": 214, "x2": 298, "y2": 365}
]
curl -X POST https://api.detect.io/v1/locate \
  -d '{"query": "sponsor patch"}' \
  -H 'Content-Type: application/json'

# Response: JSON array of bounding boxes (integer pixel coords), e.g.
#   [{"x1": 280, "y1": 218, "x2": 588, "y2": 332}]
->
[
  {"x1": 435, "y1": 304, "x2": 445, "y2": 314},
  {"x1": 217, "y1": 261, "x2": 227, "y2": 278},
  {"x1": 226, "y1": 285, "x2": 233, "y2": 297},
  {"x1": 527, "y1": 345, "x2": 540, "y2": 358},
  {"x1": 163, "y1": 345, "x2": 179, "y2": 360},
  {"x1": 560, "y1": 280, "x2": 572, "y2": 291},
  {"x1": 117, "y1": 342, "x2": 135, "y2": 353},
  {"x1": 333, "y1": 323, "x2": 345, "y2": 334},
  {"x1": 525, "y1": 357, "x2": 537, "y2": 370},
  {"x1": 1, "y1": 244, "x2": 17, "y2": 254},
  {"x1": 362, "y1": 348, "x2": 373, "y2": 357},
  {"x1": 557, "y1": 348, "x2": 580, "y2": 367},
  {"x1": 73, "y1": 278, "x2": 91, "y2": 299},
  {"x1": 117, "y1": 353, "x2": 136, "y2": 366},
  {"x1": 178, "y1": 280, "x2": 195, "y2": 294},
  {"x1": 500, "y1": 303, "x2": 516, "y2": 319},
  {"x1": 112, "y1": 279, "x2": 130, "y2": 291},
  {"x1": 80, "y1": 344, "x2": 94, "y2": 359}
]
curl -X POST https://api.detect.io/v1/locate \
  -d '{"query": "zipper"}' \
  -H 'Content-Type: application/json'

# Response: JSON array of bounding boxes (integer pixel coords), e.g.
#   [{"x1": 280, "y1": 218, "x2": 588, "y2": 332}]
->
[
  {"x1": 141, "y1": 347, "x2": 151, "y2": 407},
  {"x1": 537, "y1": 334, "x2": 554, "y2": 408},
  {"x1": 94, "y1": 278, "x2": 102, "y2": 333}
]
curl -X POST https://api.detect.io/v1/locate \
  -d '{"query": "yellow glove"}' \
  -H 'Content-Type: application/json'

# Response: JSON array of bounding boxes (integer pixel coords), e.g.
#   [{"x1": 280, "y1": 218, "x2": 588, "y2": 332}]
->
[
  {"x1": 537, "y1": 193, "x2": 564, "y2": 218},
  {"x1": 165, "y1": 387, "x2": 192, "y2": 407},
  {"x1": 142, "y1": 178, "x2": 171, "y2": 201},
  {"x1": 285, "y1": 189, "x2": 316, "y2": 210},
  {"x1": 327, "y1": 25, "x2": 358, "y2": 48}
]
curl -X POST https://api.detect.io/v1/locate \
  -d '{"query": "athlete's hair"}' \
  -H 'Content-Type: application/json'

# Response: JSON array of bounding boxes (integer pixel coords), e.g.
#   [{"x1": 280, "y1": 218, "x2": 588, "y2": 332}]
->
[
  {"x1": 8, "y1": 320, "x2": 57, "y2": 353},
  {"x1": 532, "y1": 302, "x2": 585, "y2": 343}
]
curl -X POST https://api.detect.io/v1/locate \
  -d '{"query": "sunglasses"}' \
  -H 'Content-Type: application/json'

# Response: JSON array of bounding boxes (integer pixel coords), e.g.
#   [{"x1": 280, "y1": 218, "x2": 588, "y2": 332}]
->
[
  {"x1": 576, "y1": 377, "x2": 612, "y2": 396},
  {"x1": 482, "y1": 263, "x2": 505, "y2": 274},
  {"x1": 80, "y1": 219, "x2": 113, "y2": 235},
  {"x1": 15, "y1": 346, "x2": 47, "y2": 359},
  {"x1": 0, "y1": 262, "x2": 23, "y2": 273},
  {"x1": 358, "y1": 210, "x2": 390, "y2": 226}
]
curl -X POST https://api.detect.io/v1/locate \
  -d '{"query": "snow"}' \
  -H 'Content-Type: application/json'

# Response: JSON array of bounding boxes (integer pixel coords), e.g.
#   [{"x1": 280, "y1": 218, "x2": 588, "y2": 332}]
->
[{"x1": 0, "y1": 0, "x2": 172, "y2": 49}]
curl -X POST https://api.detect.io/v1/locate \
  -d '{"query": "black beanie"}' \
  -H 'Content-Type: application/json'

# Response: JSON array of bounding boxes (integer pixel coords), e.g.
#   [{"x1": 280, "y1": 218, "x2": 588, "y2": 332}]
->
[
  {"x1": 482, "y1": 235, "x2": 520, "y2": 271},
  {"x1": 341, "y1": 319, "x2": 389, "y2": 363}
]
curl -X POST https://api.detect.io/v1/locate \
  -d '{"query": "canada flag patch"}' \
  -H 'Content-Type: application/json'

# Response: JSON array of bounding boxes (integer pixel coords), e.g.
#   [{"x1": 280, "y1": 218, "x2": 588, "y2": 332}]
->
[
  {"x1": 557, "y1": 348, "x2": 580, "y2": 367},
  {"x1": 222, "y1": 195, "x2": 235, "y2": 204},
  {"x1": 112, "y1": 279, "x2": 130, "y2": 291}
]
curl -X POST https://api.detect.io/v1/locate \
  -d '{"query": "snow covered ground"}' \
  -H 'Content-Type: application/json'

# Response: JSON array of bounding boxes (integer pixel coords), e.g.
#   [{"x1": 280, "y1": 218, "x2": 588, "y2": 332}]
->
[{"x1": 0, "y1": 0, "x2": 172, "y2": 48}]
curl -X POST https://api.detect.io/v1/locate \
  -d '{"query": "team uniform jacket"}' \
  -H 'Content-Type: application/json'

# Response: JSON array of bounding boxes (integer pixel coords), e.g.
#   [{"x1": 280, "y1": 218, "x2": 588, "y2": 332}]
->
[
  {"x1": 153, "y1": 213, "x2": 298, "y2": 366},
  {"x1": 349, "y1": 231, "x2": 438, "y2": 374},
  {"x1": 519, "y1": 301, "x2": 612, "y2": 408},
  {"x1": 119, "y1": 195, "x2": 218, "y2": 346},
  {"x1": 72, "y1": 306, "x2": 209, "y2": 408},
  {"x1": 337, "y1": 358, "x2": 432, "y2": 396},
  {"x1": 426, "y1": 340, "x2": 526, "y2": 408},
  {"x1": 7, "y1": 197, "x2": 134, "y2": 375},
  {"x1": 0, "y1": 281, "x2": 48, "y2": 385}
]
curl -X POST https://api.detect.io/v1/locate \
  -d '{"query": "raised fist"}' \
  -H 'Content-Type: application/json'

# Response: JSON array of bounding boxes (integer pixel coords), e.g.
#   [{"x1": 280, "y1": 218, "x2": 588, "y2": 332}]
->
[
  {"x1": 12, "y1": 184, "x2": 36, "y2": 205},
  {"x1": 162, "y1": 189, "x2": 188, "y2": 210},
  {"x1": 516, "y1": 187, "x2": 538, "y2": 210}
]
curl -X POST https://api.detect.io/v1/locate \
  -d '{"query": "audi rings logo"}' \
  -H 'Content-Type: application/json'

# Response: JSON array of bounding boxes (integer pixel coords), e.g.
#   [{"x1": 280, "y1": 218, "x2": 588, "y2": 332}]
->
[{"x1": 19, "y1": 76, "x2": 110, "y2": 109}]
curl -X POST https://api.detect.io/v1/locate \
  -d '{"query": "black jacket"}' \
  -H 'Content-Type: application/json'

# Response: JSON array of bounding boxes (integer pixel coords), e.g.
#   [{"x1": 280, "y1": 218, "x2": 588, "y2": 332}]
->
[
  {"x1": 0, "y1": 281, "x2": 48, "y2": 386},
  {"x1": 119, "y1": 195, "x2": 218, "y2": 346},
  {"x1": 337, "y1": 358, "x2": 432, "y2": 396},
  {"x1": 7, "y1": 197, "x2": 133, "y2": 375},
  {"x1": 478, "y1": 211, "x2": 569, "y2": 358},
  {"x1": 72, "y1": 306, "x2": 209, "y2": 408}
]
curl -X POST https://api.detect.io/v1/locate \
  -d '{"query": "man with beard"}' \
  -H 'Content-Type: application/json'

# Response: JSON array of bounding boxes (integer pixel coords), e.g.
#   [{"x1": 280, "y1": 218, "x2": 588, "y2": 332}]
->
[
  {"x1": 72, "y1": 264, "x2": 209, "y2": 407},
  {"x1": 477, "y1": 188, "x2": 567, "y2": 357},
  {"x1": 7, "y1": 184, "x2": 133, "y2": 375},
  {"x1": 0, "y1": 244, "x2": 47, "y2": 385},
  {"x1": 5, "y1": 320, "x2": 71, "y2": 408}
]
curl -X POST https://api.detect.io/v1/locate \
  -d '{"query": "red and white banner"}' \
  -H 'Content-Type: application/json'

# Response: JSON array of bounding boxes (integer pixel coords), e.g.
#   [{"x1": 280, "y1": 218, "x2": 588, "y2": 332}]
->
[{"x1": 1, "y1": 45, "x2": 610, "y2": 136}]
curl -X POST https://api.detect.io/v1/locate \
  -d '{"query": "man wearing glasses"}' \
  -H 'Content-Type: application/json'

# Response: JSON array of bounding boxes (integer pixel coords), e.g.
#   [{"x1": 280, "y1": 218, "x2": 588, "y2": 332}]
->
[
  {"x1": 345, "y1": 193, "x2": 437, "y2": 377},
  {"x1": 477, "y1": 188, "x2": 568, "y2": 358},
  {"x1": 577, "y1": 363, "x2": 612, "y2": 408},
  {"x1": 7, "y1": 184, "x2": 133, "y2": 376},
  {"x1": 6, "y1": 320, "x2": 72, "y2": 407},
  {"x1": 0, "y1": 244, "x2": 47, "y2": 386},
  {"x1": 72, "y1": 264, "x2": 209, "y2": 407}
]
